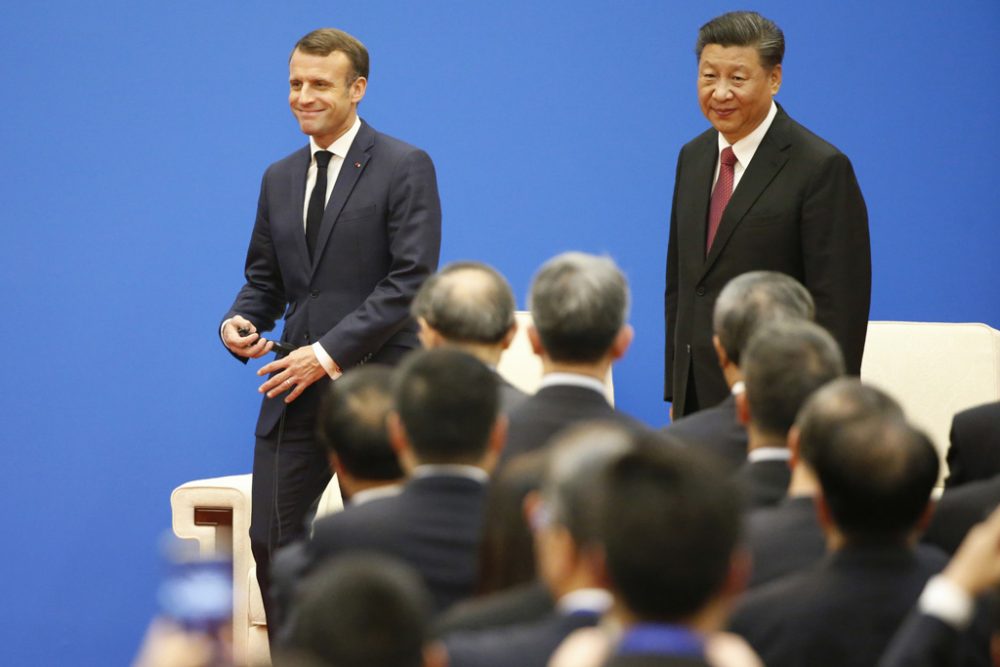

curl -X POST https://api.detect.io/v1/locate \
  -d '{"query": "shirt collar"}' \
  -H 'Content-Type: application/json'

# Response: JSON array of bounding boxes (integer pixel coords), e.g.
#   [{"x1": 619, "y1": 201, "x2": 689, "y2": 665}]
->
[
  {"x1": 748, "y1": 446, "x2": 791, "y2": 464},
  {"x1": 309, "y1": 115, "x2": 362, "y2": 159},
  {"x1": 350, "y1": 483, "x2": 402, "y2": 507},
  {"x1": 717, "y1": 100, "x2": 778, "y2": 167},
  {"x1": 540, "y1": 372, "x2": 607, "y2": 396},
  {"x1": 556, "y1": 588, "x2": 613, "y2": 616},
  {"x1": 411, "y1": 464, "x2": 489, "y2": 484}
]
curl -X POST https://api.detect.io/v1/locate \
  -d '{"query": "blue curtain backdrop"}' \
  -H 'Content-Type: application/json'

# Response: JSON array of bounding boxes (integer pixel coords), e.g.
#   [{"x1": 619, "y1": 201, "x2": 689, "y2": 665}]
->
[{"x1": 1, "y1": 1, "x2": 997, "y2": 663}]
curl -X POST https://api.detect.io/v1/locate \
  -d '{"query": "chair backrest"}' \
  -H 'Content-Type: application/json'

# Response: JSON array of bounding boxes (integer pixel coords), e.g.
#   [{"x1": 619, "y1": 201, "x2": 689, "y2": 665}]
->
[
  {"x1": 496, "y1": 311, "x2": 615, "y2": 405},
  {"x1": 860, "y1": 321, "x2": 1000, "y2": 476}
]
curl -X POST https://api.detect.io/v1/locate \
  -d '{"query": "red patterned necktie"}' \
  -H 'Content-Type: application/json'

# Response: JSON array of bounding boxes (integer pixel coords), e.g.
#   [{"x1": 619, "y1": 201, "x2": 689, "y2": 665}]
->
[{"x1": 706, "y1": 146, "x2": 737, "y2": 253}]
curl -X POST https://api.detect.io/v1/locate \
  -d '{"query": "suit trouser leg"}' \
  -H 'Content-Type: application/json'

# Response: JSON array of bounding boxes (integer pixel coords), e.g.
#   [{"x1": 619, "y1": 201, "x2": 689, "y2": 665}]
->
[{"x1": 250, "y1": 427, "x2": 332, "y2": 635}]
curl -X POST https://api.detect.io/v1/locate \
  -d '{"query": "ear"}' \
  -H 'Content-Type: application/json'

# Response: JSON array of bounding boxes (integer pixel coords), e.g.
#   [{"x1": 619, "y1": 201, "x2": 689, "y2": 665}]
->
[
  {"x1": 735, "y1": 390, "x2": 751, "y2": 426},
  {"x1": 914, "y1": 499, "x2": 936, "y2": 534},
  {"x1": 712, "y1": 335, "x2": 730, "y2": 370},
  {"x1": 500, "y1": 321, "x2": 518, "y2": 351},
  {"x1": 610, "y1": 324, "x2": 635, "y2": 360},
  {"x1": 480, "y1": 415, "x2": 509, "y2": 474},
  {"x1": 417, "y1": 318, "x2": 441, "y2": 349},
  {"x1": 423, "y1": 640, "x2": 448, "y2": 667},
  {"x1": 787, "y1": 425, "x2": 801, "y2": 469},
  {"x1": 527, "y1": 325, "x2": 545, "y2": 357},
  {"x1": 387, "y1": 411, "x2": 417, "y2": 471},
  {"x1": 349, "y1": 75, "x2": 367, "y2": 104},
  {"x1": 327, "y1": 452, "x2": 343, "y2": 477},
  {"x1": 815, "y1": 491, "x2": 834, "y2": 532},
  {"x1": 721, "y1": 547, "x2": 751, "y2": 602},
  {"x1": 768, "y1": 64, "x2": 782, "y2": 95}
]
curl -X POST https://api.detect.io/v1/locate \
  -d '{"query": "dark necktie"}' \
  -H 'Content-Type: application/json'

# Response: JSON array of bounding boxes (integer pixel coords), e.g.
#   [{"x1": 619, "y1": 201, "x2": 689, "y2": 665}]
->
[
  {"x1": 706, "y1": 146, "x2": 737, "y2": 254},
  {"x1": 306, "y1": 150, "x2": 334, "y2": 260}
]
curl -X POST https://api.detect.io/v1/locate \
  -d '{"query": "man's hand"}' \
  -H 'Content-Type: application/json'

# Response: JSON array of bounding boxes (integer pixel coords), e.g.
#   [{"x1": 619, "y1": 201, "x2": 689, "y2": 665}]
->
[
  {"x1": 942, "y1": 504, "x2": 1000, "y2": 596},
  {"x1": 257, "y1": 345, "x2": 326, "y2": 403},
  {"x1": 222, "y1": 315, "x2": 274, "y2": 359}
]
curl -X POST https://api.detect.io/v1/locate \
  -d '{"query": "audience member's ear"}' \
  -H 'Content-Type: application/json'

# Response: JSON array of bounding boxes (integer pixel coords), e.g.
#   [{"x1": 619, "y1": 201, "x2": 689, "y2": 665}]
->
[
  {"x1": 423, "y1": 640, "x2": 449, "y2": 667},
  {"x1": 327, "y1": 451, "x2": 343, "y2": 477},
  {"x1": 527, "y1": 325, "x2": 545, "y2": 356},
  {"x1": 815, "y1": 492, "x2": 834, "y2": 533},
  {"x1": 417, "y1": 318, "x2": 442, "y2": 349},
  {"x1": 480, "y1": 415, "x2": 509, "y2": 474},
  {"x1": 787, "y1": 425, "x2": 801, "y2": 469},
  {"x1": 712, "y1": 334, "x2": 731, "y2": 370},
  {"x1": 610, "y1": 324, "x2": 635, "y2": 361},
  {"x1": 724, "y1": 547, "x2": 752, "y2": 603},
  {"x1": 387, "y1": 412, "x2": 417, "y2": 472},
  {"x1": 914, "y1": 499, "x2": 936, "y2": 536},
  {"x1": 735, "y1": 390, "x2": 751, "y2": 426},
  {"x1": 500, "y1": 321, "x2": 518, "y2": 351}
]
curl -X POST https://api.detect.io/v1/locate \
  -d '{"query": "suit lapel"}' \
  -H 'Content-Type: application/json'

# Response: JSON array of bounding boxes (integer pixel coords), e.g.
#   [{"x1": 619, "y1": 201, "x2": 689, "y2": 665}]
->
[
  {"x1": 288, "y1": 147, "x2": 311, "y2": 269},
  {"x1": 310, "y1": 120, "x2": 375, "y2": 277},
  {"x1": 683, "y1": 136, "x2": 718, "y2": 261},
  {"x1": 700, "y1": 109, "x2": 793, "y2": 278}
]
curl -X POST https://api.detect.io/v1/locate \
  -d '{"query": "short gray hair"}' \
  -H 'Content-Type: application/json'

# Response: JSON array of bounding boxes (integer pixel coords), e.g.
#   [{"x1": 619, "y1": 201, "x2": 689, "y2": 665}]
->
[
  {"x1": 713, "y1": 271, "x2": 815, "y2": 366},
  {"x1": 529, "y1": 252, "x2": 630, "y2": 363},
  {"x1": 411, "y1": 262, "x2": 515, "y2": 344},
  {"x1": 695, "y1": 11, "x2": 785, "y2": 70},
  {"x1": 743, "y1": 320, "x2": 845, "y2": 438}
]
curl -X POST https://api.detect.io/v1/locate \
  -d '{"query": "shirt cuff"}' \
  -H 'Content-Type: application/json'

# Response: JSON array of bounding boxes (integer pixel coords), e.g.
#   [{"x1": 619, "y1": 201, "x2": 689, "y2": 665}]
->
[
  {"x1": 312, "y1": 342, "x2": 342, "y2": 380},
  {"x1": 919, "y1": 575, "x2": 974, "y2": 631}
]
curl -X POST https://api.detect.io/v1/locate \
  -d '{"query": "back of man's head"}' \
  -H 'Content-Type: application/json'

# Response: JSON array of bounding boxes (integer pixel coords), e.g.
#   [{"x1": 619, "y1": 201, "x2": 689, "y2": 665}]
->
[
  {"x1": 394, "y1": 349, "x2": 499, "y2": 465},
  {"x1": 601, "y1": 434, "x2": 742, "y2": 624},
  {"x1": 529, "y1": 252, "x2": 629, "y2": 363},
  {"x1": 713, "y1": 271, "x2": 815, "y2": 367},
  {"x1": 743, "y1": 320, "x2": 845, "y2": 439},
  {"x1": 411, "y1": 261, "x2": 516, "y2": 346},
  {"x1": 797, "y1": 378, "x2": 904, "y2": 470},
  {"x1": 281, "y1": 553, "x2": 430, "y2": 667},
  {"x1": 317, "y1": 366, "x2": 402, "y2": 481},
  {"x1": 814, "y1": 415, "x2": 939, "y2": 544}
]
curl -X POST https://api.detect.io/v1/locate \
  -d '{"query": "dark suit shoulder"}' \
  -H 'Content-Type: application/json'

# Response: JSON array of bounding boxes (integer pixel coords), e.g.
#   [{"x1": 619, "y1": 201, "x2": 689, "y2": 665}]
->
[
  {"x1": 769, "y1": 106, "x2": 850, "y2": 159},
  {"x1": 664, "y1": 396, "x2": 746, "y2": 471},
  {"x1": 924, "y1": 476, "x2": 1000, "y2": 554}
]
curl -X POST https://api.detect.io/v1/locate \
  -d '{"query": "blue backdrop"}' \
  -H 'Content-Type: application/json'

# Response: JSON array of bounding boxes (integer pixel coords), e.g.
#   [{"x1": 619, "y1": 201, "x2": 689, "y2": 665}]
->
[{"x1": 2, "y1": 1, "x2": 998, "y2": 663}]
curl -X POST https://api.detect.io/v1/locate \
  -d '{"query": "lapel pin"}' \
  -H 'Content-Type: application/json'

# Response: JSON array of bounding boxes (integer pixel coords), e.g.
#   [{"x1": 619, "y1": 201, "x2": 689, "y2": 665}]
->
[{"x1": 354, "y1": 161, "x2": 362, "y2": 168}]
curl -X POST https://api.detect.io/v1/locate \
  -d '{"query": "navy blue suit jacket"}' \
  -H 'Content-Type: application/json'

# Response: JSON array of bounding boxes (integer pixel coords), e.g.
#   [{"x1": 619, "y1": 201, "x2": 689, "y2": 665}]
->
[{"x1": 224, "y1": 120, "x2": 441, "y2": 435}]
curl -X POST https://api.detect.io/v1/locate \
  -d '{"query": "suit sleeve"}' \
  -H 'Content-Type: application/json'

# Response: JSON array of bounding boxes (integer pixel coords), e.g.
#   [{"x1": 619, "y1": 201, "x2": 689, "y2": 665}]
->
[
  {"x1": 220, "y1": 169, "x2": 288, "y2": 363},
  {"x1": 317, "y1": 148, "x2": 442, "y2": 367},
  {"x1": 799, "y1": 152, "x2": 871, "y2": 375},
  {"x1": 664, "y1": 151, "x2": 684, "y2": 402}
]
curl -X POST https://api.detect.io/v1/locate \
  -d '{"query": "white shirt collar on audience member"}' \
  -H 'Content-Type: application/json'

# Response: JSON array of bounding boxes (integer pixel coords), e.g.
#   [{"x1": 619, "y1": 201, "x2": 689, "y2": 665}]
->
[
  {"x1": 748, "y1": 447, "x2": 791, "y2": 464},
  {"x1": 540, "y1": 373, "x2": 607, "y2": 397},
  {"x1": 557, "y1": 588, "x2": 614, "y2": 616},
  {"x1": 350, "y1": 484, "x2": 402, "y2": 507},
  {"x1": 411, "y1": 464, "x2": 489, "y2": 484}
]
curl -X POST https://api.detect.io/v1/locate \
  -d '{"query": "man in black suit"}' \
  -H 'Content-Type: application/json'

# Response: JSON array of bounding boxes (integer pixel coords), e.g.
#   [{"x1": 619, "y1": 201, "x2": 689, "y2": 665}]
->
[
  {"x1": 729, "y1": 414, "x2": 990, "y2": 667},
  {"x1": 307, "y1": 349, "x2": 506, "y2": 614},
  {"x1": 219, "y1": 28, "x2": 441, "y2": 623},
  {"x1": 665, "y1": 270, "x2": 814, "y2": 471},
  {"x1": 945, "y1": 401, "x2": 1000, "y2": 489},
  {"x1": 412, "y1": 261, "x2": 529, "y2": 414},
  {"x1": 924, "y1": 475, "x2": 1000, "y2": 556},
  {"x1": 665, "y1": 10, "x2": 870, "y2": 417},
  {"x1": 443, "y1": 422, "x2": 635, "y2": 667},
  {"x1": 600, "y1": 436, "x2": 746, "y2": 667},
  {"x1": 503, "y1": 252, "x2": 644, "y2": 463},
  {"x1": 746, "y1": 379, "x2": 903, "y2": 587},
  {"x1": 734, "y1": 319, "x2": 843, "y2": 509}
]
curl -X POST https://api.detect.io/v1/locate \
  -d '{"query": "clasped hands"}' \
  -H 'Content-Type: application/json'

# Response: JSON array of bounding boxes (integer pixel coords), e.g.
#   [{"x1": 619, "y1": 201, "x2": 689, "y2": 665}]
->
[{"x1": 222, "y1": 315, "x2": 326, "y2": 403}]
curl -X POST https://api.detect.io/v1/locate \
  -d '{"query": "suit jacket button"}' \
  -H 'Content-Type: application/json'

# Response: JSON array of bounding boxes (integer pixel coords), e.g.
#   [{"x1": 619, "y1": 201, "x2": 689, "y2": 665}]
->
[
  {"x1": 310, "y1": 290, "x2": 319, "y2": 298},
  {"x1": 696, "y1": 286, "x2": 706, "y2": 296}
]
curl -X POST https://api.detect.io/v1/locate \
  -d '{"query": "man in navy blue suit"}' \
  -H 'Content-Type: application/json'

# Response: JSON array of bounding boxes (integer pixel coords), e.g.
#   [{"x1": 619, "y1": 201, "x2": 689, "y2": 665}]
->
[{"x1": 219, "y1": 28, "x2": 441, "y2": 626}]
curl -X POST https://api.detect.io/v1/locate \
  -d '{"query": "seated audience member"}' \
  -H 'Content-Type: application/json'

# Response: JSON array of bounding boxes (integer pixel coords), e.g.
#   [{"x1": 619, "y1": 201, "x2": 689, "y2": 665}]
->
[
  {"x1": 880, "y1": 505, "x2": 1000, "y2": 667},
  {"x1": 944, "y1": 401, "x2": 1000, "y2": 489},
  {"x1": 599, "y1": 436, "x2": 747, "y2": 667},
  {"x1": 665, "y1": 271, "x2": 815, "y2": 472},
  {"x1": 923, "y1": 474, "x2": 1000, "y2": 556},
  {"x1": 307, "y1": 349, "x2": 506, "y2": 614},
  {"x1": 735, "y1": 320, "x2": 844, "y2": 509},
  {"x1": 275, "y1": 552, "x2": 444, "y2": 667},
  {"x1": 443, "y1": 421, "x2": 636, "y2": 667},
  {"x1": 435, "y1": 449, "x2": 552, "y2": 636},
  {"x1": 503, "y1": 252, "x2": 645, "y2": 463},
  {"x1": 729, "y1": 415, "x2": 989, "y2": 667},
  {"x1": 411, "y1": 261, "x2": 528, "y2": 413},
  {"x1": 746, "y1": 379, "x2": 903, "y2": 587}
]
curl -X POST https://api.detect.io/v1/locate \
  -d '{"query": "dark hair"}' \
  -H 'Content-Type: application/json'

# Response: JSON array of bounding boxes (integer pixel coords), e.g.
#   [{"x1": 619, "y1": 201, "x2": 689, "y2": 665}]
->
[
  {"x1": 316, "y1": 366, "x2": 403, "y2": 481},
  {"x1": 476, "y1": 449, "x2": 547, "y2": 595},
  {"x1": 695, "y1": 11, "x2": 785, "y2": 69},
  {"x1": 292, "y1": 28, "x2": 370, "y2": 82},
  {"x1": 394, "y1": 349, "x2": 499, "y2": 464},
  {"x1": 797, "y1": 378, "x2": 903, "y2": 469},
  {"x1": 281, "y1": 553, "x2": 430, "y2": 667},
  {"x1": 713, "y1": 271, "x2": 814, "y2": 366},
  {"x1": 743, "y1": 320, "x2": 845, "y2": 438},
  {"x1": 411, "y1": 261, "x2": 516, "y2": 345},
  {"x1": 814, "y1": 416, "x2": 939, "y2": 542},
  {"x1": 601, "y1": 433, "x2": 741, "y2": 622},
  {"x1": 529, "y1": 252, "x2": 629, "y2": 363}
]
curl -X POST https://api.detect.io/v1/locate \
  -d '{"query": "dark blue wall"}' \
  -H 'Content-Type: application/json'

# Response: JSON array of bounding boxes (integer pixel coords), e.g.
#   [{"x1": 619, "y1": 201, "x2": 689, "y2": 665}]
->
[{"x1": 2, "y1": 1, "x2": 997, "y2": 663}]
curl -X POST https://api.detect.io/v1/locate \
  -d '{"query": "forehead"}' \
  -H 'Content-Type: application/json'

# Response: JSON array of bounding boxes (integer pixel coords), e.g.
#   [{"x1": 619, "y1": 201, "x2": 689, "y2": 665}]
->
[
  {"x1": 698, "y1": 44, "x2": 764, "y2": 70},
  {"x1": 289, "y1": 49, "x2": 352, "y2": 79}
]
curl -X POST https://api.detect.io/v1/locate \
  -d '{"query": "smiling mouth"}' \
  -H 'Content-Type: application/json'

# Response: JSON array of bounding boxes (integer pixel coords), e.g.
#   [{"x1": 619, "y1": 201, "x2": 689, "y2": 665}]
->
[{"x1": 713, "y1": 108, "x2": 736, "y2": 117}]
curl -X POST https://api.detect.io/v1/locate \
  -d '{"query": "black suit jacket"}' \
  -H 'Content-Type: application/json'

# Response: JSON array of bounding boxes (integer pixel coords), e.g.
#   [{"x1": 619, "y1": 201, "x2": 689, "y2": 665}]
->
[
  {"x1": 945, "y1": 402, "x2": 1000, "y2": 489},
  {"x1": 663, "y1": 394, "x2": 747, "y2": 472},
  {"x1": 308, "y1": 473, "x2": 487, "y2": 613},
  {"x1": 223, "y1": 120, "x2": 441, "y2": 436},
  {"x1": 746, "y1": 495, "x2": 826, "y2": 588},
  {"x1": 444, "y1": 608, "x2": 601, "y2": 667},
  {"x1": 923, "y1": 475, "x2": 1000, "y2": 555},
  {"x1": 665, "y1": 105, "x2": 870, "y2": 415},
  {"x1": 434, "y1": 581, "x2": 553, "y2": 636},
  {"x1": 735, "y1": 456, "x2": 790, "y2": 510},
  {"x1": 502, "y1": 384, "x2": 646, "y2": 463},
  {"x1": 878, "y1": 611, "x2": 964, "y2": 667},
  {"x1": 604, "y1": 656, "x2": 711, "y2": 667},
  {"x1": 729, "y1": 544, "x2": 952, "y2": 667},
  {"x1": 498, "y1": 375, "x2": 530, "y2": 415}
]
